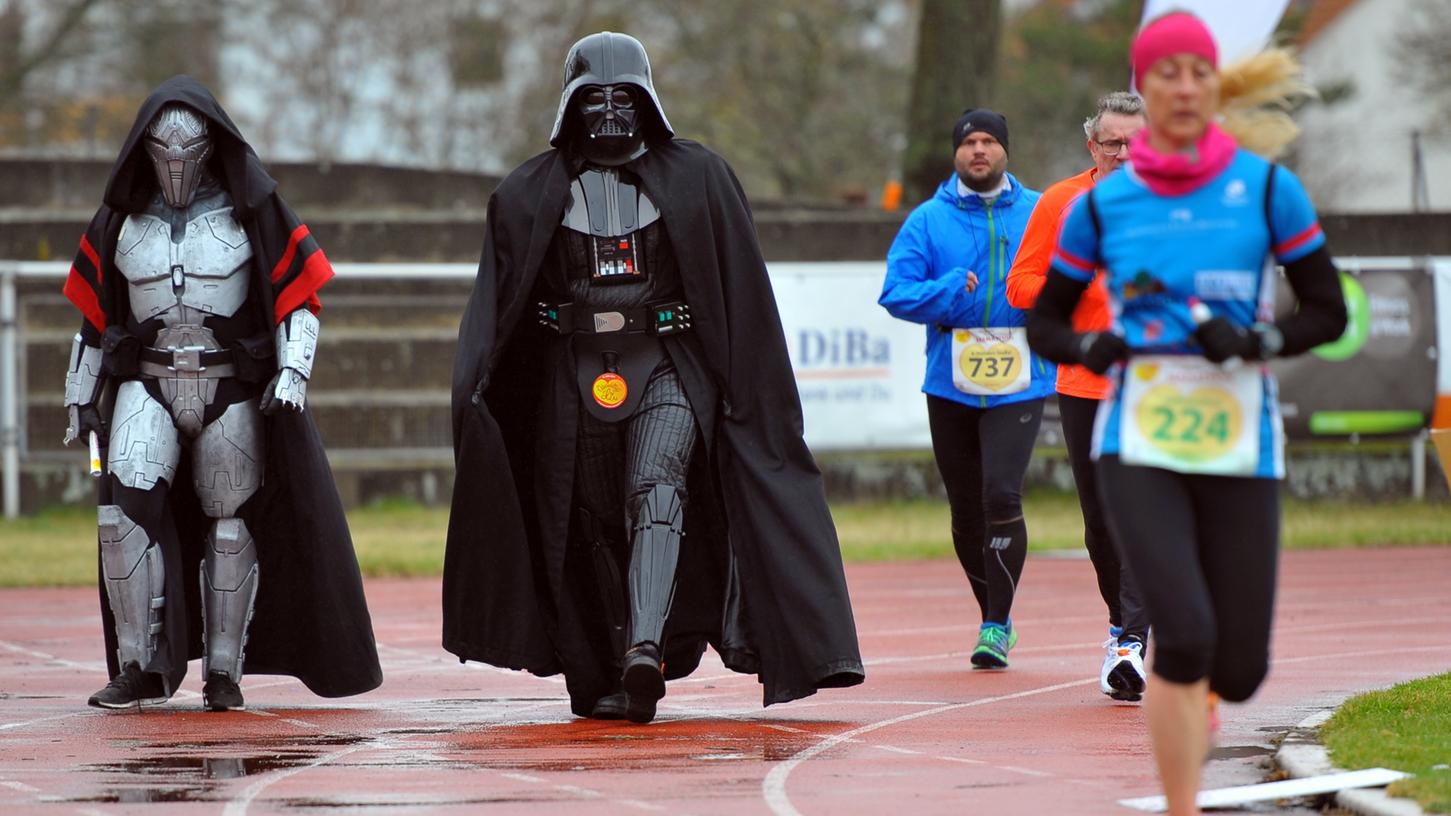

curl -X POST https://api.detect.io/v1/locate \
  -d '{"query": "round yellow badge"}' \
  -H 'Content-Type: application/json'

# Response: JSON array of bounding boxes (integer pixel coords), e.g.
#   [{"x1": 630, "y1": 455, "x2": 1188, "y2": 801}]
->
[
  {"x1": 1134, "y1": 384, "x2": 1243, "y2": 464},
  {"x1": 592, "y1": 373, "x2": 628, "y2": 409},
  {"x1": 957, "y1": 341, "x2": 1024, "y2": 392}
]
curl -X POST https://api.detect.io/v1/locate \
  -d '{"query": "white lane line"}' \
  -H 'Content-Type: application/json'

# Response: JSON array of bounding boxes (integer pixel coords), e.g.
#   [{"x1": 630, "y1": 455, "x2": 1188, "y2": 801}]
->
[
  {"x1": 1274, "y1": 643, "x2": 1451, "y2": 666},
  {"x1": 873, "y1": 745, "x2": 921, "y2": 756},
  {"x1": 0, "y1": 641, "x2": 106, "y2": 672},
  {"x1": 618, "y1": 799, "x2": 668, "y2": 812},
  {"x1": 555, "y1": 784, "x2": 605, "y2": 799},
  {"x1": 935, "y1": 756, "x2": 986, "y2": 765},
  {"x1": 221, "y1": 739, "x2": 384, "y2": 816},
  {"x1": 1, "y1": 779, "x2": 41, "y2": 793},
  {"x1": 761, "y1": 677, "x2": 1096, "y2": 816},
  {"x1": 0, "y1": 711, "x2": 89, "y2": 732},
  {"x1": 501, "y1": 772, "x2": 546, "y2": 784},
  {"x1": 999, "y1": 765, "x2": 1053, "y2": 778}
]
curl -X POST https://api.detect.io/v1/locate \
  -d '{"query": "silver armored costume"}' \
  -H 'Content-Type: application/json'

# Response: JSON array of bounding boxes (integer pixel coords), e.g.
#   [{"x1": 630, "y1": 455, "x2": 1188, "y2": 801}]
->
[{"x1": 65, "y1": 102, "x2": 320, "y2": 711}]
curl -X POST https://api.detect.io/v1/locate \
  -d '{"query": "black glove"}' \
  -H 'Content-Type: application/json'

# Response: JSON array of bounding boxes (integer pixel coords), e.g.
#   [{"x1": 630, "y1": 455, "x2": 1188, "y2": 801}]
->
[
  {"x1": 71, "y1": 404, "x2": 109, "y2": 447},
  {"x1": 1194, "y1": 317, "x2": 1259, "y2": 363},
  {"x1": 1076, "y1": 332, "x2": 1129, "y2": 375}
]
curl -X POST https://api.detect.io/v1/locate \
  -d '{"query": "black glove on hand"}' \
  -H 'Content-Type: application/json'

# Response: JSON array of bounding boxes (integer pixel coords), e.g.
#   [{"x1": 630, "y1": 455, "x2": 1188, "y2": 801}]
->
[
  {"x1": 1076, "y1": 332, "x2": 1129, "y2": 375},
  {"x1": 1194, "y1": 317, "x2": 1258, "y2": 363},
  {"x1": 75, "y1": 404, "x2": 109, "y2": 446}
]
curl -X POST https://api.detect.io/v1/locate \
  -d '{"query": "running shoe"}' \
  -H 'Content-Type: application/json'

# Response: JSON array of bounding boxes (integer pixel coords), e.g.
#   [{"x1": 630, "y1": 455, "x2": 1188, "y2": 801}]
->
[
  {"x1": 202, "y1": 671, "x2": 246, "y2": 711},
  {"x1": 1100, "y1": 639, "x2": 1147, "y2": 702},
  {"x1": 970, "y1": 623, "x2": 1017, "y2": 669},
  {"x1": 87, "y1": 661, "x2": 170, "y2": 709}
]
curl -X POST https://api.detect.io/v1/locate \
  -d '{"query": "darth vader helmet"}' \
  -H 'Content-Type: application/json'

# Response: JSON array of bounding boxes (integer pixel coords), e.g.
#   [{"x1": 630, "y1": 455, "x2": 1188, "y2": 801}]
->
[
  {"x1": 549, "y1": 32, "x2": 673, "y2": 165},
  {"x1": 142, "y1": 103, "x2": 213, "y2": 208}
]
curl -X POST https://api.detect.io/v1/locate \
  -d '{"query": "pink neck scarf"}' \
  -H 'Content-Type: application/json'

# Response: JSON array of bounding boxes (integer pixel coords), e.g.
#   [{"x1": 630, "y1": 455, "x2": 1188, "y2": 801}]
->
[{"x1": 1129, "y1": 122, "x2": 1237, "y2": 197}]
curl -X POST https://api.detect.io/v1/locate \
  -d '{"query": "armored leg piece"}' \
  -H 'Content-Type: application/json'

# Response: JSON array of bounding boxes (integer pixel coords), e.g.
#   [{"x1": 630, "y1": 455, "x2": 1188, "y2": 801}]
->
[
  {"x1": 622, "y1": 484, "x2": 685, "y2": 723},
  {"x1": 90, "y1": 504, "x2": 170, "y2": 709},
  {"x1": 200, "y1": 518, "x2": 258, "y2": 710}
]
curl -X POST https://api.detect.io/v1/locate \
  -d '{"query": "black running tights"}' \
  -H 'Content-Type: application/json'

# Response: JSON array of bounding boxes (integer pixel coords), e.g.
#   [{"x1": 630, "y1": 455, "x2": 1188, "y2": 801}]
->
[
  {"x1": 927, "y1": 395, "x2": 1044, "y2": 626},
  {"x1": 1097, "y1": 457, "x2": 1279, "y2": 701}
]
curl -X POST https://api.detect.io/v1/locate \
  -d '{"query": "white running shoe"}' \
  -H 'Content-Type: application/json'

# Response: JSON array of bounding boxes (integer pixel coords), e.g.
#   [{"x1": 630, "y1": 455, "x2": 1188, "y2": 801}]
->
[{"x1": 1100, "y1": 639, "x2": 1146, "y2": 702}]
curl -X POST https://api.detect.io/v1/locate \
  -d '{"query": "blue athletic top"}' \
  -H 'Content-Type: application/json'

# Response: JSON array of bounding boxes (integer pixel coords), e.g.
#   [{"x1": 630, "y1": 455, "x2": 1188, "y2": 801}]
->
[
  {"x1": 881, "y1": 173, "x2": 1056, "y2": 409},
  {"x1": 1051, "y1": 149, "x2": 1326, "y2": 478}
]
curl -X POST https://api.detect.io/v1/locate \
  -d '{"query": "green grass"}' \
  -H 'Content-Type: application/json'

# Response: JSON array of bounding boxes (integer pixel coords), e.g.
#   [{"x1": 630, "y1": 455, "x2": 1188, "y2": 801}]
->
[
  {"x1": 1321, "y1": 672, "x2": 1451, "y2": 813},
  {"x1": 2, "y1": 491, "x2": 1447, "y2": 587}
]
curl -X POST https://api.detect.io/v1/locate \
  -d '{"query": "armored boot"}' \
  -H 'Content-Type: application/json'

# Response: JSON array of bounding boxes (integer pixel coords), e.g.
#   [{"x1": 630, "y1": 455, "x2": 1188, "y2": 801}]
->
[
  {"x1": 621, "y1": 484, "x2": 685, "y2": 723},
  {"x1": 200, "y1": 518, "x2": 259, "y2": 711},
  {"x1": 90, "y1": 505, "x2": 171, "y2": 708}
]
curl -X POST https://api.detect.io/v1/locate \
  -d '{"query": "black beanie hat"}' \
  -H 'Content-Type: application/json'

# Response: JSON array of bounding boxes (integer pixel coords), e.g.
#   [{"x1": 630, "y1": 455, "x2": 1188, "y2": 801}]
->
[{"x1": 953, "y1": 108, "x2": 1009, "y2": 155}]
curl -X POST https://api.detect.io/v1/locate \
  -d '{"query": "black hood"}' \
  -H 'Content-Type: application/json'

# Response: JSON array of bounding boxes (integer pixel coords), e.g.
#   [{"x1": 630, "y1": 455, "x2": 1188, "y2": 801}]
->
[
  {"x1": 103, "y1": 75, "x2": 277, "y2": 218},
  {"x1": 548, "y1": 31, "x2": 673, "y2": 148}
]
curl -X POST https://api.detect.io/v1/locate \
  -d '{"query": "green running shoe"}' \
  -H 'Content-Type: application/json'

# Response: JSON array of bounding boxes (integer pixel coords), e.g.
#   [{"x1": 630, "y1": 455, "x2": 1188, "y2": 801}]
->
[{"x1": 970, "y1": 624, "x2": 1017, "y2": 669}]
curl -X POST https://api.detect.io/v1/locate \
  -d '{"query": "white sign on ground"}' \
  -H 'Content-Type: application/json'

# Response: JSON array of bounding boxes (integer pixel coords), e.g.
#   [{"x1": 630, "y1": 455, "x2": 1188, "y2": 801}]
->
[{"x1": 1118, "y1": 767, "x2": 1411, "y2": 812}]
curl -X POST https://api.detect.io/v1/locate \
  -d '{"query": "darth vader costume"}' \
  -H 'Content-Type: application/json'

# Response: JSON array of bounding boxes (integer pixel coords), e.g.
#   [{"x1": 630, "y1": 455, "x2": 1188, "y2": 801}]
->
[
  {"x1": 61, "y1": 76, "x2": 381, "y2": 710},
  {"x1": 444, "y1": 32, "x2": 864, "y2": 722}
]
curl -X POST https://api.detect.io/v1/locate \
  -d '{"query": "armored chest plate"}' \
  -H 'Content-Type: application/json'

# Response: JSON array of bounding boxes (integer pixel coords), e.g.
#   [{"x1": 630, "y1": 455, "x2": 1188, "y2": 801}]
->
[
  {"x1": 115, "y1": 208, "x2": 254, "y2": 324},
  {"x1": 562, "y1": 168, "x2": 661, "y2": 284}
]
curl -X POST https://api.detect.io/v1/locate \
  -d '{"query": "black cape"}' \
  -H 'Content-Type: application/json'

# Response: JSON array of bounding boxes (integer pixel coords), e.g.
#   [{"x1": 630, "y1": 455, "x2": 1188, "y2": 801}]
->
[
  {"x1": 443, "y1": 138, "x2": 864, "y2": 714},
  {"x1": 63, "y1": 76, "x2": 382, "y2": 698}
]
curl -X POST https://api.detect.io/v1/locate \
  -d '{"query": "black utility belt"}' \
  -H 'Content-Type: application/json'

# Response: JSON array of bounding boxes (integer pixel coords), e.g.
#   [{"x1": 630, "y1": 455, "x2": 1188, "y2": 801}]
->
[
  {"x1": 101, "y1": 325, "x2": 275, "y2": 384},
  {"x1": 537, "y1": 300, "x2": 692, "y2": 337}
]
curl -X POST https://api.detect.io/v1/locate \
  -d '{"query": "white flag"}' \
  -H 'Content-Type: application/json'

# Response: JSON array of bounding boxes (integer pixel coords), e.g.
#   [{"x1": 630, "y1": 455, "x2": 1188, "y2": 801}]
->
[{"x1": 1140, "y1": 0, "x2": 1292, "y2": 63}]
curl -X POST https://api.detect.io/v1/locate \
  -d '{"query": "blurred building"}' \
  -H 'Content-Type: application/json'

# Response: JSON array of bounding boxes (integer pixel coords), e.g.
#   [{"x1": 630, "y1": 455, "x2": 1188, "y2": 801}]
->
[{"x1": 1294, "y1": 0, "x2": 1450, "y2": 212}]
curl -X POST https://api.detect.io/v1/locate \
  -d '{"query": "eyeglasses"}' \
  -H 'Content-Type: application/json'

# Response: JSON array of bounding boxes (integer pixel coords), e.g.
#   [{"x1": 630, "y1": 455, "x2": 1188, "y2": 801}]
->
[{"x1": 1094, "y1": 139, "x2": 1129, "y2": 156}]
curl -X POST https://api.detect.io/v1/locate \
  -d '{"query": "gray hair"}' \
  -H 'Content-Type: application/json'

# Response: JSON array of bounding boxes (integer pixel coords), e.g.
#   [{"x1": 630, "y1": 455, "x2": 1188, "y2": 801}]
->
[{"x1": 1083, "y1": 91, "x2": 1145, "y2": 139}]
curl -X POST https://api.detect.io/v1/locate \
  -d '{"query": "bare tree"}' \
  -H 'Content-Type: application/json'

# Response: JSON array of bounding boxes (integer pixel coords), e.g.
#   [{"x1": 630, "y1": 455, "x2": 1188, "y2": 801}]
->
[
  {"x1": 0, "y1": 0, "x2": 105, "y2": 109},
  {"x1": 901, "y1": 0, "x2": 1000, "y2": 205},
  {"x1": 1395, "y1": 0, "x2": 1451, "y2": 134}
]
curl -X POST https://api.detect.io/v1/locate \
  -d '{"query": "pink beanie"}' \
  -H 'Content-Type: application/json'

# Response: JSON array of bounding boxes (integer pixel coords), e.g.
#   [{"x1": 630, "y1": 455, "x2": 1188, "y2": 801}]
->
[{"x1": 1132, "y1": 12, "x2": 1218, "y2": 85}]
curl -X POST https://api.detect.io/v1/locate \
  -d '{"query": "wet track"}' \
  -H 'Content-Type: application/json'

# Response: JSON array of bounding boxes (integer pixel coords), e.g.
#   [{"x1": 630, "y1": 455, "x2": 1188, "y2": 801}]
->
[{"x1": 3, "y1": 547, "x2": 1449, "y2": 814}]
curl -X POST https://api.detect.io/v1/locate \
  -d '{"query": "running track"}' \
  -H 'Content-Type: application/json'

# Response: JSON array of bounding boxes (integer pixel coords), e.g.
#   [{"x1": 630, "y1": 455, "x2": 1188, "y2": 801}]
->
[{"x1": 2, "y1": 547, "x2": 1449, "y2": 814}]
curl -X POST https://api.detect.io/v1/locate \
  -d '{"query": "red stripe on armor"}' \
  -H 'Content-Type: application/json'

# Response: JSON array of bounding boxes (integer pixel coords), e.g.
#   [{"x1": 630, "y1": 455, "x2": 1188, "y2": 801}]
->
[
  {"x1": 64, "y1": 266, "x2": 106, "y2": 331},
  {"x1": 271, "y1": 224, "x2": 312, "y2": 283},
  {"x1": 79, "y1": 234, "x2": 101, "y2": 283},
  {"x1": 274, "y1": 247, "x2": 333, "y2": 324}
]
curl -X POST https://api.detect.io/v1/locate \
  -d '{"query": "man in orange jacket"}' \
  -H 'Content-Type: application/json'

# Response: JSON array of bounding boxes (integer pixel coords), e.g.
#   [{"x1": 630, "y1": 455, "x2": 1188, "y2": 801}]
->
[{"x1": 1007, "y1": 91, "x2": 1149, "y2": 702}]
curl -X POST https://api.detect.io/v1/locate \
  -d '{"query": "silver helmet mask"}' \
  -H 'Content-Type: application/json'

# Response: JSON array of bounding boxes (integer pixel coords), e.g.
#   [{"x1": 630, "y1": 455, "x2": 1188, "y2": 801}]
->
[{"x1": 142, "y1": 103, "x2": 213, "y2": 208}]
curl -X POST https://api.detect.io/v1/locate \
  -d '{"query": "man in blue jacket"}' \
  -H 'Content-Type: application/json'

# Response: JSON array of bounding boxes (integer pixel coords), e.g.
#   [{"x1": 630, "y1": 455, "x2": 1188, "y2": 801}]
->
[{"x1": 880, "y1": 109, "x2": 1052, "y2": 669}]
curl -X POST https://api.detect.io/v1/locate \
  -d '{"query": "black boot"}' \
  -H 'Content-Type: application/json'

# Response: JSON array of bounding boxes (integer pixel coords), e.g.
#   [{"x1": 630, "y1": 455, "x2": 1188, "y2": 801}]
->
[
  {"x1": 622, "y1": 642, "x2": 664, "y2": 723},
  {"x1": 589, "y1": 690, "x2": 629, "y2": 720},
  {"x1": 88, "y1": 661, "x2": 170, "y2": 709},
  {"x1": 202, "y1": 671, "x2": 245, "y2": 711}
]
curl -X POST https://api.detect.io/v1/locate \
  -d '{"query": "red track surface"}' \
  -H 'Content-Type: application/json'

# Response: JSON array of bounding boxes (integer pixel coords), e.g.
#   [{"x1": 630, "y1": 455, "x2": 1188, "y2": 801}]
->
[{"x1": 3, "y1": 548, "x2": 1449, "y2": 815}]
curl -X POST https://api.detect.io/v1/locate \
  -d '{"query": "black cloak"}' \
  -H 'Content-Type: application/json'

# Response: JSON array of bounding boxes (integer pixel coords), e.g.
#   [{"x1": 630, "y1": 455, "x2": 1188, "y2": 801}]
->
[
  {"x1": 63, "y1": 76, "x2": 381, "y2": 698},
  {"x1": 443, "y1": 138, "x2": 865, "y2": 714}
]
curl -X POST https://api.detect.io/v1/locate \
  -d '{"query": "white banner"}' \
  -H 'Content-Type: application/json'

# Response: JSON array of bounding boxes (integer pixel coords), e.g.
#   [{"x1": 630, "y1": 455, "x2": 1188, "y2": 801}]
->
[
  {"x1": 1139, "y1": 0, "x2": 1291, "y2": 63},
  {"x1": 766, "y1": 262, "x2": 930, "y2": 450}
]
